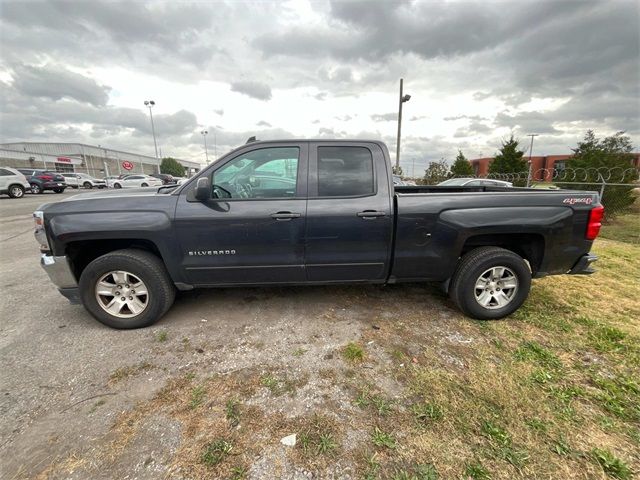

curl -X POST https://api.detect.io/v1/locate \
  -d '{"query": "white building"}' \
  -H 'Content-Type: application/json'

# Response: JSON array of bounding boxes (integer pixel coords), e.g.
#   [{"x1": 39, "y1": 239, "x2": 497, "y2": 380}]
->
[{"x1": 0, "y1": 142, "x2": 201, "y2": 177}]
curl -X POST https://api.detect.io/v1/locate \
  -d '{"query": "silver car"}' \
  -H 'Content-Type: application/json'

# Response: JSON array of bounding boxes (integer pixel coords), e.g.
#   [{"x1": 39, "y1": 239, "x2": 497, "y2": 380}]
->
[
  {"x1": 0, "y1": 167, "x2": 31, "y2": 198},
  {"x1": 438, "y1": 178, "x2": 513, "y2": 187}
]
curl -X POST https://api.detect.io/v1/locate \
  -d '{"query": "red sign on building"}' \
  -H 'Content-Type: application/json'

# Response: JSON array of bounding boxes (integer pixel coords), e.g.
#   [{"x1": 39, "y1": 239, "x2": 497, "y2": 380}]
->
[
  {"x1": 57, "y1": 156, "x2": 72, "y2": 163},
  {"x1": 122, "y1": 161, "x2": 134, "y2": 171}
]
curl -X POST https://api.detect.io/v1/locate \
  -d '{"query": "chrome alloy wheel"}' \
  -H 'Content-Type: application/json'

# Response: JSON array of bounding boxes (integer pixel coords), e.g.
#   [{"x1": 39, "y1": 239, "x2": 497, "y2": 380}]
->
[
  {"x1": 10, "y1": 186, "x2": 24, "y2": 197},
  {"x1": 95, "y1": 270, "x2": 149, "y2": 318},
  {"x1": 474, "y1": 266, "x2": 518, "y2": 310}
]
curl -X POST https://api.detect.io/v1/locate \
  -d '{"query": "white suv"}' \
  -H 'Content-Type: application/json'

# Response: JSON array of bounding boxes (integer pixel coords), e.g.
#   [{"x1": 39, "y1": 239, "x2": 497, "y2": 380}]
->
[
  {"x1": 0, "y1": 167, "x2": 31, "y2": 198},
  {"x1": 111, "y1": 174, "x2": 163, "y2": 189}
]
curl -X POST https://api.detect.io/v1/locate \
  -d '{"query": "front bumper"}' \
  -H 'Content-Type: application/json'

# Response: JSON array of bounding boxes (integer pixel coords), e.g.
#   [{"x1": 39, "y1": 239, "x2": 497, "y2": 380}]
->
[
  {"x1": 41, "y1": 254, "x2": 80, "y2": 304},
  {"x1": 568, "y1": 254, "x2": 598, "y2": 275}
]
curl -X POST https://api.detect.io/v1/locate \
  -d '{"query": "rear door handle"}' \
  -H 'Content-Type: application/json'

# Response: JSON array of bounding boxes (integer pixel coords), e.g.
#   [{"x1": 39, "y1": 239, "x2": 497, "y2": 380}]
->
[
  {"x1": 357, "y1": 210, "x2": 386, "y2": 219},
  {"x1": 270, "y1": 211, "x2": 301, "y2": 221}
]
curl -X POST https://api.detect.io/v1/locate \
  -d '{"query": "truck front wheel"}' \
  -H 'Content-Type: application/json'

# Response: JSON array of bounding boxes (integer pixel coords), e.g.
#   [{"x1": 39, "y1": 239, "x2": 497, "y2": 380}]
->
[
  {"x1": 79, "y1": 249, "x2": 176, "y2": 329},
  {"x1": 449, "y1": 247, "x2": 531, "y2": 320}
]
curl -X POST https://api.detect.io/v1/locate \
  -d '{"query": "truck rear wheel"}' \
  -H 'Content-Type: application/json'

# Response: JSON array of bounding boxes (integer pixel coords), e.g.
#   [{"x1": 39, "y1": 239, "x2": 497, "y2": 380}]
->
[
  {"x1": 79, "y1": 249, "x2": 175, "y2": 329},
  {"x1": 449, "y1": 247, "x2": 531, "y2": 320}
]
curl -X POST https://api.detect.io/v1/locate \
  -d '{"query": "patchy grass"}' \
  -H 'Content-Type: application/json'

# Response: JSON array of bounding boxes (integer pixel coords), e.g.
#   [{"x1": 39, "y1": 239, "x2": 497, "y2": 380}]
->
[
  {"x1": 108, "y1": 362, "x2": 152, "y2": 384},
  {"x1": 599, "y1": 213, "x2": 640, "y2": 245},
  {"x1": 36, "y1": 239, "x2": 639, "y2": 479},
  {"x1": 259, "y1": 372, "x2": 302, "y2": 397},
  {"x1": 371, "y1": 427, "x2": 396, "y2": 449},
  {"x1": 342, "y1": 341, "x2": 365, "y2": 362},
  {"x1": 155, "y1": 330, "x2": 168, "y2": 342},
  {"x1": 189, "y1": 385, "x2": 206, "y2": 409},
  {"x1": 201, "y1": 439, "x2": 233, "y2": 466},
  {"x1": 591, "y1": 448, "x2": 632, "y2": 479}
]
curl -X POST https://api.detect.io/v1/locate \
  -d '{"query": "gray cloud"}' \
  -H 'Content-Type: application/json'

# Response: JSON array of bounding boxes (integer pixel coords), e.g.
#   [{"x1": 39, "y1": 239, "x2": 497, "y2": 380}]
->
[
  {"x1": 257, "y1": 120, "x2": 272, "y2": 127},
  {"x1": 230, "y1": 80, "x2": 272, "y2": 101},
  {"x1": 12, "y1": 64, "x2": 111, "y2": 106},
  {"x1": 371, "y1": 113, "x2": 397, "y2": 122}
]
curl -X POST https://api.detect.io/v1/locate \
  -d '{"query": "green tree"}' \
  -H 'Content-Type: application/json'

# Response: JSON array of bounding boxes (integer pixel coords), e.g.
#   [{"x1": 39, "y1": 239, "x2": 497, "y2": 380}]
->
[
  {"x1": 392, "y1": 165, "x2": 403, "y2": 176},
  {"x1": 450, "y1": 150, "x2": 474, "y2": 177},
  {"x1": 489, "y1": 135, "x2": 527, "y2": 176},
  {"x1": 566, "y1": 130, "x2": 638, "y2": 218},
  {"x1": 160, "y1": 157, "x2": 185, "y2": 177},
  {"x1": 422, "y1": 159, "x2": 449, "y2": 185}
]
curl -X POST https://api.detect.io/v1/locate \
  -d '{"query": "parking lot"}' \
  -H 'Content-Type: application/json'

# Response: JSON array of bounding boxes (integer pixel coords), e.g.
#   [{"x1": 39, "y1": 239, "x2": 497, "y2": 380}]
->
[
  {"x1": 1, "y1": 192, "x2": 638, "y2": 479},
  {"x1": 0, "y1": 191, "x2": 449, "y2": 478}
]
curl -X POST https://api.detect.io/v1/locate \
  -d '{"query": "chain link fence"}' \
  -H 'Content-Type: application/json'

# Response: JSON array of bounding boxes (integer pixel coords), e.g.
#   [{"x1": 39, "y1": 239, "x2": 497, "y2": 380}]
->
[{"x1": 410, "y1": 167, "x2": 640, "y2": 220}]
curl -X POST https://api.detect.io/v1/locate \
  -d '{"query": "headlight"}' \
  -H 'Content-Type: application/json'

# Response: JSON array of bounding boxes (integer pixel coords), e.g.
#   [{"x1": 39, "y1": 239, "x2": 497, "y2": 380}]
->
[{"x1": 33, "y1": 210, "x2": 50, "y2": 252}]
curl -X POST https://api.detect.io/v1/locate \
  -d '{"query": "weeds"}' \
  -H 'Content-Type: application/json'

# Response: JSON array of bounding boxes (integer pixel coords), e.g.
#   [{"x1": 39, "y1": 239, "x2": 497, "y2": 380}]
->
[
  {"x1": 189, "y1": 385, "x2": 206, "y2": 409},
  {"x1": 155, "y1": 330, "x2": 168, "y2": 342},
  {"x1": 514, "y1": 341, "x2": 561, "y2": 369},
  {"x1": 371, "y1": 427, "x2": 396, "y2": 449},
  {"x1": 591, "y1": 448, "x2": 632, "y2": 479},
  {"x1": 298, "y1": 415, "x2": 338, "y2": 456},
  {"x1": 201, "y1": 439, "x2": 233, "y2": 466},
  {"x1": 464, "y1": 462, "x2": 491, "y2": 479},
  {"x1": 411, "y1": 402, "x2": 443, "y2": 426},
  {"x1": 225, "y1": 398, "x2": 241, "y2": 426},
  {"x1": 343, "y1": 342, "x2": 365, "y2": 362}
]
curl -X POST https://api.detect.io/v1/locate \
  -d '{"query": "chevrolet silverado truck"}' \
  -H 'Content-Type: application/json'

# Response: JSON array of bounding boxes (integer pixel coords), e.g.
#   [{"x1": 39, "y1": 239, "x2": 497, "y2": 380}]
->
[{"x1": 34, "y1": 140, "x2": 603, "y2": 329}]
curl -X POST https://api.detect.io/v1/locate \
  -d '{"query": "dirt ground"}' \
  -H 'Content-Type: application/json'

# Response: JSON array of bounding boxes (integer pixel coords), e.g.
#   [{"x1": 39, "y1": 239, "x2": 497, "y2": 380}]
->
[
  {"x1": 0, "y1": 191, "x2": 456, "y2": 479},
  {"x1": 1, "y1": 191, "x2": 637, "y2": 480}
]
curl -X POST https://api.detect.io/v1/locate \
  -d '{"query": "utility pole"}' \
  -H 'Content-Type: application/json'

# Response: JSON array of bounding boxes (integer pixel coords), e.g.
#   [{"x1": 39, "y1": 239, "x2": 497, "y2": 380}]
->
[
  {"x1": 395, "y1": 78, "x2": 411, "y2": 170},
  {"x1": 201, "y1": 130, "x2": 209, "y2": 163},
  {"x1": 144, "y1": 100, "x2": 160, "y2": 173},
  {"x1": 526, "y1": 134, "x2": 539, "y2": 187}
]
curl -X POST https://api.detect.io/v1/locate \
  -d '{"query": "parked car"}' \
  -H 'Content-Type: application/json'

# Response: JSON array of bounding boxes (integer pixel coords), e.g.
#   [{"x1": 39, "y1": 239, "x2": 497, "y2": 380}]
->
[
  {"x1": 0, "y1": 167, "x2": 31, "y2": 198},
  {"x1": 392, "y1": 175, "x2": 406, "y2": 186},
  {"x1": 35, "y1": 139, "x2": 603, "y2": 329},
  {"x1": 75, "y1": 173, "x2": 107, "y2": 189},
  {"x1": 150, "y1": 173, "x2": 176, "y2": 185},
  {"x1": 438, "y1": 178, "x2": 514, "y2": 187},
  {"x1": 17, "y1": 169, "x2": 66, "y2": 194},
  {"x1": 61, "y1": 174, "x2": 81, "y2": 189},
  {"x1": 110, "y1": 174, "x2": 163, "y2": 189}
]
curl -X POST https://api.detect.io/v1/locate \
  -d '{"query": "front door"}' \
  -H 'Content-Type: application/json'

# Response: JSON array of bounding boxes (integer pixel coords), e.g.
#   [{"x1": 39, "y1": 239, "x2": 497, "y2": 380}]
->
[
  {"x1": 175, "y1": 144, "x2": 308, "y2": 285},
  {"x1": 305, "y1": 143, "x2": 393, "y2": 282}
]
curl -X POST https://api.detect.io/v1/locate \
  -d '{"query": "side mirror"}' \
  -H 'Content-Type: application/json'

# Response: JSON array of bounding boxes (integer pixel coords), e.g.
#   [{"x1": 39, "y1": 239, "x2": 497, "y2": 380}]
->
[{"x1": 195, "y1": 177, "x2": 210, "y2": 201}]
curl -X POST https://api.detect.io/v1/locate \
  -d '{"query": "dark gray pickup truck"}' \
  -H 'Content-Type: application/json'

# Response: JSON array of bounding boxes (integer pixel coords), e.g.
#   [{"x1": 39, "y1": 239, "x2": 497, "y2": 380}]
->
[{"x1": 34, "y1": 140, "x2": 603, "y2": 329}]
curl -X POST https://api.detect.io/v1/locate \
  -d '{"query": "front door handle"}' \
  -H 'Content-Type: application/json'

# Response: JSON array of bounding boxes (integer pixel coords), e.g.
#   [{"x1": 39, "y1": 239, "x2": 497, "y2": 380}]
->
[
  {"x1": 270, "y1": 211, "x2": 301, "y2": 221},
  {"x1": 357, "y1": 210, "x2": 386, "y2": 219}
]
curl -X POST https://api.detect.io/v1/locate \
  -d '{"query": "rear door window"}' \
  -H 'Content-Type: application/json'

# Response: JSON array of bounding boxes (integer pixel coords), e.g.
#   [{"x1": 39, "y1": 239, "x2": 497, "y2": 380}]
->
[{"x1": 316, "y1": 146, "x2": 374, "y2": 197}]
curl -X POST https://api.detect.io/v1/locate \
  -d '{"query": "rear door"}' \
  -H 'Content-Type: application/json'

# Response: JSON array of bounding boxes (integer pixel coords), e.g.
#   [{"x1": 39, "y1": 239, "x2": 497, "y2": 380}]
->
[
  {"x1": 305, "y1": 142, "x2": 393, "y2": 282},
  {"x1": 174, "y1": 143, "x2": 308, "y2": 285}
]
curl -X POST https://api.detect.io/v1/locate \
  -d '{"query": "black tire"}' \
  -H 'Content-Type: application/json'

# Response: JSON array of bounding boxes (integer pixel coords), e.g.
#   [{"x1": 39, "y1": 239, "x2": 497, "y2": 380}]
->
[
  {"x1": 84, "y1": 182, "x2": 93, "y2": 189},
  {"x1": 114, "y1": 183, "x2": 122, "y2": 189},
  {"x1": 79, "y1": 249, "x2": 176, "y2": 329},
  {"x1": 449, "y1": 247, "x2": 531, "y2": 320},
  {"x1": 30, "y1": 183, "x2": 42, "y2": 194},
  {"x1": 72, "y1": 185, "x2": 79, "y2": 189},
  {"x1": 141, "y1": 183, "x2": 148, "y2": 187},
  {"x1": 53, "y1": 188, "x2": 65, "y2": 193},
  {"x1": 8, "y1": 184, "x2": 25, "y2": 198}
]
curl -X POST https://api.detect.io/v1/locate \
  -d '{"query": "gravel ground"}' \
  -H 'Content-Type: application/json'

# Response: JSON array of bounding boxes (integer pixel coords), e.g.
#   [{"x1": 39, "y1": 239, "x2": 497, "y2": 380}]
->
[{"x1": 0, "y1": 191, "x2": 461, "y2": 479}]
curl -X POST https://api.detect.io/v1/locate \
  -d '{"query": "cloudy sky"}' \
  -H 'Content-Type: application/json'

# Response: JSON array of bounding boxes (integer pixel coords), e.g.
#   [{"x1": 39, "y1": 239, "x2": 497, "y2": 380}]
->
[{"x1": 1, "y1": 0, "x2": 638, "y2": 174}]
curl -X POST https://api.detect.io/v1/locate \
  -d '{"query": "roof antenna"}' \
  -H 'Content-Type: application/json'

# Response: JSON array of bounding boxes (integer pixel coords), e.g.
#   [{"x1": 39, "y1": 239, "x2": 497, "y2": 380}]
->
[{"x1": 246, "y1": 136, "x2": 257, "y2": 144}]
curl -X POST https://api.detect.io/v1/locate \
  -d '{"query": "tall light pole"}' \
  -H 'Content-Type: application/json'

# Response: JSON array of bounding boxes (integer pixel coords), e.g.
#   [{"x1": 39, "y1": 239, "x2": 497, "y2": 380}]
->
[
  {"x1": 201, "y1": 130, "x2": 209, "y2": 163},
  {"x1": 526, "y1": 134, "x2": 539, "y2": 187},
  {"x1": 213, "y1": 129, "x2": 217, "y2": 159},
  {"x1": 395, "y1": 78, "x2": 411, "y2": 171},
  {"x1": 144, "y1": 100, "x2": 160, "y2": 173}
]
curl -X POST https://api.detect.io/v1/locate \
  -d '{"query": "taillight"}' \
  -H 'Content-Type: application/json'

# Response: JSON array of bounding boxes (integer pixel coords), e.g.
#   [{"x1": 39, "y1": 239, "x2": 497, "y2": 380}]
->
[
  {"x1": 586, "y1": 205, "x2": 604, "y2": 240},
  {"x1": 39, "y1": 175, "x2": 53, "y2": 180}
]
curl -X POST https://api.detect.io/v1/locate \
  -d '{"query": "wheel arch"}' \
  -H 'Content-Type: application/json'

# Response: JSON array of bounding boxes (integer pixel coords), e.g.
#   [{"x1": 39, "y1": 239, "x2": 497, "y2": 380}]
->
[
  {"x1": 66, "y1": 239, "x2": 165, "y2": 281},
  {"x1": 460, "y1": 233, "x2": 545, "y2": 275}
]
